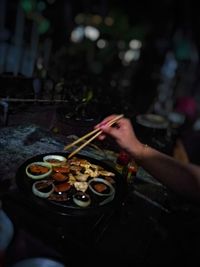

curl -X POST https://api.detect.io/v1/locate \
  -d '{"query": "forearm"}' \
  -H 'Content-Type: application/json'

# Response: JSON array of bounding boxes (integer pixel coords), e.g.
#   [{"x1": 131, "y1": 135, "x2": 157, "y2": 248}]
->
[
  {"x1": 97, "y1": 115, "x2": 200, "y2": 201},
  {"x1": 130, "y1": 143, "x2": 200, "y2": 201}
]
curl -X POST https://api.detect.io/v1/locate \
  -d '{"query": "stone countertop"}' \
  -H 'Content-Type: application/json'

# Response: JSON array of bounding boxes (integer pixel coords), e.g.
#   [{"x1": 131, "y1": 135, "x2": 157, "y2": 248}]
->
[{"x1": 0, "y1": 124, "x2": 64, "y2": 190}]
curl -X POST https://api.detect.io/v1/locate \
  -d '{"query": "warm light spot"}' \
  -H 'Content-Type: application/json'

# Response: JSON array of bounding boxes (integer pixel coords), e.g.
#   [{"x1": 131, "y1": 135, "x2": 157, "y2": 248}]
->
[
  {"x1": 129, "y1": 39, "x2": 142, "y2": 49},
  {"x1": 70, "y1": 26, "x2": 84, "y2": 43},
  {"x1": 84, "y1": 26, "x2": 100, "y2": 41},
  {"x1": 124, "y1": 49, "x2": 140, "y2": 63}
]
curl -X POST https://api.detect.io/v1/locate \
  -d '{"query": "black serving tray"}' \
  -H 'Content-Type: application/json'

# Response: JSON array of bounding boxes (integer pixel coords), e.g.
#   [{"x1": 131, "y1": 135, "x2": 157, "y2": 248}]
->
[{"x1": 16, "y1": 152, "x2": 127, "y2": 217}]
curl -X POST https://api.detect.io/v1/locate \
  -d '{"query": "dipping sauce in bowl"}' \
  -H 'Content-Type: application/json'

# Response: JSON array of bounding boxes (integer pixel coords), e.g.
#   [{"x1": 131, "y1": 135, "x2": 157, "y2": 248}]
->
[
  {"x1": 26, "y1": 162, "x2": 52, "y2": 180},
  {"x1": 43, "y1": 155, "x2": 67, "y2": 167},
  {"x1": 73, "y1": 191, "x2": 91, "y2": 207},
  {"x1": 88, "y1": 178, "x2": 115, "y2": 197},
  {"x1": 32, "y1": 180, "x2": 55, "y2": 198}
]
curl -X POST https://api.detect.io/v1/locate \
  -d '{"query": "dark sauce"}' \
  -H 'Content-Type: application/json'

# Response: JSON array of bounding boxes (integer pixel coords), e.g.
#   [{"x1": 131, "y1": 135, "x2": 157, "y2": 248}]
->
[
  {"x1": 75, "y1": 192, "x2": 90, "y2": 202},
  {"x1": 92, "y1": 182, "x2": 110, "y2": 194},
  {"x1": 48, "y1": 192, "x2": 70, "y2": 202},
  {"x1": 46, "y1": 159, "x2": 62, "y2": 163},
  {"x1": 35, "y1": 183, "x2": 53, "y2": 193},
  {"x1": 29, "y1": 165, "x2": 49, "y2": 175}
]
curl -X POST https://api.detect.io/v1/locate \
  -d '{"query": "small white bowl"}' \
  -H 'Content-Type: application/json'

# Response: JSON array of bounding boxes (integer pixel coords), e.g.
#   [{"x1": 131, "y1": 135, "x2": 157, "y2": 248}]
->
[
  {"x1": 32, "y1": 180, "x2": 55, "y2": 198},
  {"x1": 26, "y1": 161, "x2": 52, "y2": 180},
  {"x1": 43, "y1": 155, "x2": 67, "y2": 167},
  {"x1": 73, "y1": 192, "x2": 91, "y2": 207},
  {"x1": 88, "y1": 178, "x2": 115, "y2": 197}
]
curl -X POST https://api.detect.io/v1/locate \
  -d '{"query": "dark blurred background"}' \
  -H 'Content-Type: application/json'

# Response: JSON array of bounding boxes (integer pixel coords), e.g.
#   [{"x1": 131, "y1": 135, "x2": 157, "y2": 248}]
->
[
  {"x1": 2, "y1": 2, "x2": 200, "y2": 266},
  {"x1": 1, "y1": 0, "x2": 200, "y2": 162}
]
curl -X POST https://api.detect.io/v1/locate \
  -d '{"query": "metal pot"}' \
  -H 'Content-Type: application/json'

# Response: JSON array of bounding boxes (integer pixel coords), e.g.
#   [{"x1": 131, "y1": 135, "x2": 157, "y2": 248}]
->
[{"x1": 134, "y1": 114, "x2": 172, "y2": 154}]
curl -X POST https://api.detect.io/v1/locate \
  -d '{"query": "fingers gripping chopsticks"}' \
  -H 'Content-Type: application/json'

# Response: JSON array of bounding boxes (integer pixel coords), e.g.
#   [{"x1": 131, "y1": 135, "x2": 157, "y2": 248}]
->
[{"x1": 64, "y1": 114, "x2": 124, "y2": 159}]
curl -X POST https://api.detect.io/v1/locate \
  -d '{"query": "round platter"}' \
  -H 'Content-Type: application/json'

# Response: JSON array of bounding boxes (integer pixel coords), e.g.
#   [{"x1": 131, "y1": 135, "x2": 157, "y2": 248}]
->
[{"x1": 16, "y1": 152, "x2": 127, "y2": 217}]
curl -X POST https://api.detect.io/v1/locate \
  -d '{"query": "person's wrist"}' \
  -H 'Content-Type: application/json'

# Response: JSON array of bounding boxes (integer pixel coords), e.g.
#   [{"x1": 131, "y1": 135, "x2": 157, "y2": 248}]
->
[{"x1": 129, "y1": 141, "x2": 148, "y2": 163}]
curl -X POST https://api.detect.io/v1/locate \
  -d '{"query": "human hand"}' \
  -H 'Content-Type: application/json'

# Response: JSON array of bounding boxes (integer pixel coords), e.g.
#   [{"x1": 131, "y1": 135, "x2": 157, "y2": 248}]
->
[{"x1": 95, "y1": 114, "x2": 142, "y2": 155}]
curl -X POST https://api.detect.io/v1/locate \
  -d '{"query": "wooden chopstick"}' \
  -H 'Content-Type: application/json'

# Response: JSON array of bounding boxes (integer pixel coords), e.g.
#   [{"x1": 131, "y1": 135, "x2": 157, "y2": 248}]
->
[
  {"x1": 64, "y1": 114, "x2": 123, "y2": 151},
  {"x1": 64, "y1": 128, "x2": 100, "y2": 151},
  {"x1": 67, "y1": 130, "x2": 103, "y2": 159},
  {"x1": 66, "y1": 114, "x2": 124, "y2": 159}
]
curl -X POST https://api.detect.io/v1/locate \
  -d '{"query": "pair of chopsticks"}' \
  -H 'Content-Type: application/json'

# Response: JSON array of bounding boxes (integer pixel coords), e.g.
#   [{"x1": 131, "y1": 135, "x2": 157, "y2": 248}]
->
[{"x1": 64, "y1": 114, "x2": 124, "y2": 159}]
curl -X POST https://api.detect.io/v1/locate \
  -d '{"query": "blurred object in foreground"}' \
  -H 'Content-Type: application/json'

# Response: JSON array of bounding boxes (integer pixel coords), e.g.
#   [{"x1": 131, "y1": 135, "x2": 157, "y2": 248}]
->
[
  {"x1": 115, "y1": 150, "x2": 130, "y2": 173},
  {"x1": 126, "y1": 160, "x2": 138, "y2": 187},
  {"x1": 10, "y1": 257, "x2": 65, "y2": 267},
  {"x1": 0, "y1": 204, "x2": 14, "y2": 252}
]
